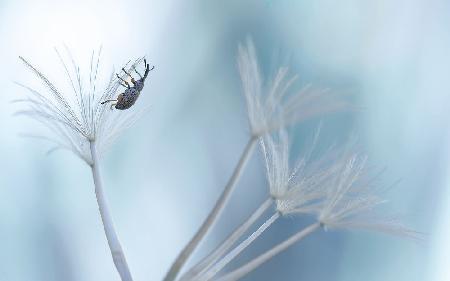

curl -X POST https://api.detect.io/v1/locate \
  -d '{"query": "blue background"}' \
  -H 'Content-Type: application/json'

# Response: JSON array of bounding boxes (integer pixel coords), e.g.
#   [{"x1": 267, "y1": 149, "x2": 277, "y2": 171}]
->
[{"x1": 0, "y1": 0, "x2": 447, "y2": 280}]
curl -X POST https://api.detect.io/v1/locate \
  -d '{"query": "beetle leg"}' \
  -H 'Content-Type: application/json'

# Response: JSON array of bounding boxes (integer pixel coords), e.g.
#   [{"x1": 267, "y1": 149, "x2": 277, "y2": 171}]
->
[
  {"x1": 122, "y1": 68, "x2": 137, "y2": 85},
  {"x1": 116, "y1": 74, "x2": 130, "y2": 88},
  {"x1": 122, "y1": 67, "x2": 136, "y2": 81},
  {"x1": 132, "y1": 66, "x2": 143, "y2": 79},
  {"x1": 110, "y1": 103, "x2": 117, "y2": 110},
  {"x1": 122, "y1": 68, "x2": 132, "y2": 77},
  {"x1": 101, "y1": 99, "x2": 117, "y2": 105}
]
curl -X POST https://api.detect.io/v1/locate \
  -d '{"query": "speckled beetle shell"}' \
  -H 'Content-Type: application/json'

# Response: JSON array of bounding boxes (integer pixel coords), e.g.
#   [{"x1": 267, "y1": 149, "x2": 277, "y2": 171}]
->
[
  {"x1": 101, "y1": 59, "x2": 154, "y2": 110},
  {"x1": 115, "y1": 88, "x2": 140, "y2": 110}
]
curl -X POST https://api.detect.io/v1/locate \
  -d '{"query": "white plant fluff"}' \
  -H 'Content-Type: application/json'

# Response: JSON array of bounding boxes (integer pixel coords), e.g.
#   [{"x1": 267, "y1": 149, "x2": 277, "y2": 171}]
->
[
  {"x1": 210, "y1": 133, "x2": 417, "y2": 281},
  {"x1": 260, "y1": 130, "x2": 334, "y2": 215},
  {"x1": 16, "y1": 49, "x2": 149, "y2": 281},
  {"x1": 16, "y1": 49, "x2": 146, "y2": 164},
  {"x1": 164, "y1": 39, "x2": 351, "y2": 281},
  {"x1": 17, "y1": 41, "x2": 416, "y2": 281},
  {"x1": 238, "y1": 39, "x2": 350, "y2": 137}
]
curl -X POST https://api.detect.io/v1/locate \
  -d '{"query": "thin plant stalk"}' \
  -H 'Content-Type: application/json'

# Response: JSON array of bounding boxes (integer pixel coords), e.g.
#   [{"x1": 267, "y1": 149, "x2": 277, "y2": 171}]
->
[
  {"x1": 90, "y1": 141, "x2": 133, "y2": 281},
  {"x1": 216, "y1": 222, "x2": 320, "y2": 281},
  {"x1": 182, "y1": 198, "x2": 273, "y2": 280},
  {"x1": 164, "y1": 136, "x2": 258, "y2": 281},
  {"x1": 201, "y1": 212, "x2": 281, "y2": 280}
]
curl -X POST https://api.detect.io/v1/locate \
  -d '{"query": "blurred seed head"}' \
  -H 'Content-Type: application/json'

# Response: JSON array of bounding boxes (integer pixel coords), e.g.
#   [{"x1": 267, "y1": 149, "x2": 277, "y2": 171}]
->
[
  {"x1": 260, "y1": 131, "x2": 417, "y2": 238},
  {"x1": 260, "y1": 130, "x2": 338, "y2": 216},
  {"x1": 317, "y1": 154, "x2": 418, "y2": 238},
  {"x1": 238, "y1": 38, "x2": 351, "y2": 137}
]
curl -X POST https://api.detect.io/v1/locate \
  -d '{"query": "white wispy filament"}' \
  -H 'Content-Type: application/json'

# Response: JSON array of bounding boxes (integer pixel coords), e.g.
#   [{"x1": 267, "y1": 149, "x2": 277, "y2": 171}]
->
[
  {"x1": 164, "y1": 39, "x2": 349, "y2": 281},
  {"x1": 16, "y1": 49, "x2": 146, "y2": 281},
  {"x1": 238, "y1": 39, "x2": 351, "y2": 137},
  {"x1": 16, "y1": 41, "x2": 415, "y2": 281},
  {"x1": 209, "y1": 133, "x2": 417, "y2": 281},
  {"x1": 189, "y1": 131, "x2": 331, "y2": 281},
  {"x1": 16, "y1": 50, "x2": 145, "y2": 164}
]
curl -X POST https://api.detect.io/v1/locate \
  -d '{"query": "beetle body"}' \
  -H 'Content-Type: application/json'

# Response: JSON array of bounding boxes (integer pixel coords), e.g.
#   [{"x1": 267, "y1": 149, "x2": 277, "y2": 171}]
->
[
  {"x1": 115, "y1": 88, "x2": 140, "y2": 110},
  {"x1": 101, "y1": 59, "x2": 154, "y2": 110}
]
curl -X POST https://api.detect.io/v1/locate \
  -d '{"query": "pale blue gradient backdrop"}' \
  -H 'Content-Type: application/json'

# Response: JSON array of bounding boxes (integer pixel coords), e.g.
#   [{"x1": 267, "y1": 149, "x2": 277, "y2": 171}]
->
[{"x1": 0, "y1": 1, "x2": 447, "y2": 281}]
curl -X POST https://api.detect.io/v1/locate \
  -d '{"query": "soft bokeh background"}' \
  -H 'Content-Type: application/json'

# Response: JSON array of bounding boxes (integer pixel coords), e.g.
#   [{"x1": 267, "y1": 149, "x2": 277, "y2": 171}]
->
[{"x1": 0, "y1": 0, "x2": 448, "y2": 280}]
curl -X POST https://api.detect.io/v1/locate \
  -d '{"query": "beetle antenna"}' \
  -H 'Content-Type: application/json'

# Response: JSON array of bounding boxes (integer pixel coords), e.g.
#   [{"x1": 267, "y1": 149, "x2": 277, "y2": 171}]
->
[{"x1": 143, "y1": 64, "x2": 155, "y2": 79}]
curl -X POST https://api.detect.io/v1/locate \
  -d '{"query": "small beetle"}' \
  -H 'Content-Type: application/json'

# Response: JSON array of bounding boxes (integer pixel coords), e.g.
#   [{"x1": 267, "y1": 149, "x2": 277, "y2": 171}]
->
[{"x1": 101, "y1": 59, "x2": 154, "y2": 110}]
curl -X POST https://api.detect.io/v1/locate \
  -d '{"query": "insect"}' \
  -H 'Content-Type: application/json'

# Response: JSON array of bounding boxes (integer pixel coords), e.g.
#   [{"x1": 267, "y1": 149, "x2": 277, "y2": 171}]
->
[{"x1": 101, "y1": 59, "x2": 154, "y2": 110}]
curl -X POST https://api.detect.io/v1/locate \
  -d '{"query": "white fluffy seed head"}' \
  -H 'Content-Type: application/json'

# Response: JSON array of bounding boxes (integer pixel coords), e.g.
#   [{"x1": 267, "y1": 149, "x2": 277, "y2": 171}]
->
[
  {"x1": 316, "y1": 154, "x2": 418, "y2": 238},
  {"x1": 302, "y1": 150, "x2": 420, "y2": 238},
  {"x1": 16, "y1": 49, "x2": 148, "y2": 165},
  {"x1": 260, "y1": 130, "x2": 335, "y2": 216},
  {"x1": 238, "y1": 38, "x2": 352, "y2": 137},
  {"x1": 261, "y1": 132, "x2": 417, "y2": 238}
]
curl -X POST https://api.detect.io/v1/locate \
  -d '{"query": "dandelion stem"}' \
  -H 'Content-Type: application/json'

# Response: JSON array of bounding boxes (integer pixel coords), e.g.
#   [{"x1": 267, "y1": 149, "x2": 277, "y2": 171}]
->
[
  {"x1": 182, "y1": 198, "x2": 273, "y2": 280},
  {"x1": 164, "y1": 136, "x2": 259, "y2": 281},
  {"x1": 217, "y1": 222, "x2": 320, "y2": 281},
  {"x1": 202, "y1": 212, "x2": 280, "y2": 280},
  {"x1": 90, "y1": 141, "x2": 133, "y2": 281}
]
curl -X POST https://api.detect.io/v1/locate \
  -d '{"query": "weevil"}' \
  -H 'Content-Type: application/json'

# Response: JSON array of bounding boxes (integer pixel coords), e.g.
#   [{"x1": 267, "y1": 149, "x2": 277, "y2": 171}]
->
[{"x1": 101, "y1": 59, "x2": 154, "y2": 110}]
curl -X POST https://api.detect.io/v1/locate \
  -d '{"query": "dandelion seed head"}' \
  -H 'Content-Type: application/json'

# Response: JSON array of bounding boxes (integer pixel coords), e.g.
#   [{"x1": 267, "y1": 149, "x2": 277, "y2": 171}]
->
[
  {"x1": 238, "y1": 38, "x2": 351, "y2": 137},
  {"x1": 16, "y1": 48, "x2": 148, "y2": 164},
  {"x1": 316, "y1": 153, "x2": 417, "y2": 238},
  {"x1": 260, "y1": 130, "x2": 334, "y2": 216},
  {"x1": 260, "y1": 131, "x2": 416, "y2": 238}
]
